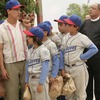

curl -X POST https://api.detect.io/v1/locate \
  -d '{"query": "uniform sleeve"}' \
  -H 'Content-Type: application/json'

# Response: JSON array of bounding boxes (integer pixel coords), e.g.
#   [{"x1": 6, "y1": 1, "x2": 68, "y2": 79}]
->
[
  {"x1": 81, "y1": 35, "x2": 93, "y2": 48},
  {"x1": 50, "y1": 42, "x2": 58, "y2": 57},
  {"x1": 80, "y1": 43, "x2": 98, "y2": 60},
  {"x1": 40, "y1": 48, "x2": 50, "y2": 62},
  {"x1": 59, "y1": 50, "x2": 64, "y2": 69},
  {"x1": 39, "y1": 60, "x2": 49, "y2": 84},
  {"x1": 51, "y1": 34, "x2": 62, "y2": 46},
  {"x1": 60, "y1": 35, "x2": 67, "y2": 51},
  {"x1": 50, "y1": 54, "x2": 59, "y2": 78}
]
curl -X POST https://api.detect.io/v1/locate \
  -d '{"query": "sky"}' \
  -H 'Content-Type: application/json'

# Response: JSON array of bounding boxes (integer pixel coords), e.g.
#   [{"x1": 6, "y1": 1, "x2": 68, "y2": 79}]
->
[{"x1": 41, "y1": 0, "x2": 100, "y2": 31}]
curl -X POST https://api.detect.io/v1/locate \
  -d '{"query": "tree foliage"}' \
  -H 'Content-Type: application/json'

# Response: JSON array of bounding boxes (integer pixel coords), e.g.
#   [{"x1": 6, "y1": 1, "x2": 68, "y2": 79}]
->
[
  {"x1": 0, "y1": 0, "x2": 38, "y2": 20},
  {"x1": 67, "y1": 3, "x2": 89, "y2": 21}
]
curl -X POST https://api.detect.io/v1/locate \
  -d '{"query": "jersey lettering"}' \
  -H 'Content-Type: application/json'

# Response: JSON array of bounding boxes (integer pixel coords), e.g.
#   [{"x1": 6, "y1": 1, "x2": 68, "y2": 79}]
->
[
  {"x1": 28, "y1": 58, "x2": 41, "y2": 66},
  {"x1": 65, "y1": 46, "x2": 76, "y2": 53}
]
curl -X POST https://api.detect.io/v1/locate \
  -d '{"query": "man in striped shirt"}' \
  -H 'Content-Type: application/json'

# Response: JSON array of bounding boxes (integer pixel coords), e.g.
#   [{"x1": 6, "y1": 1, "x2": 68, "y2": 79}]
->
[{"x1": 0, "y1": 0, "x2": 29, "y2": 100}]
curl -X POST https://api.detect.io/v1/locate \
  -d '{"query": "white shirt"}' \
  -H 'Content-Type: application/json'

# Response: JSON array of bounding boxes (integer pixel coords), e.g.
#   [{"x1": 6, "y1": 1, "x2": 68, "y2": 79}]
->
[{"x1": 0, "y1": 20, "x2": 28, "y2": 63}]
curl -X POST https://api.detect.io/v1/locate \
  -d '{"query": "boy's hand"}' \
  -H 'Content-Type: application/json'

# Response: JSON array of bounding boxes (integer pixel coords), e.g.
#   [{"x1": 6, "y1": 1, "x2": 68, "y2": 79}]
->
[{"x1": 37, "y1": 84, "x2": 43, "y2": 93}]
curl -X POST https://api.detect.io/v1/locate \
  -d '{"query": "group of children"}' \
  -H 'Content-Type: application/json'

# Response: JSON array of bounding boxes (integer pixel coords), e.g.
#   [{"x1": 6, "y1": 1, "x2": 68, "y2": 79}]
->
[{"x1": 24, "y1": 14, "x2": 98, "y2": 100}]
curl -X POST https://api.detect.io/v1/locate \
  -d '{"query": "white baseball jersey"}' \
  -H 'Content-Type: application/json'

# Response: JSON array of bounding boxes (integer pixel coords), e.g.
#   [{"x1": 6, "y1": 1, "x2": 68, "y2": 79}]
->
[
  {"x1": 28, "y1": 45, "x2": 50, "y2": 74},
  {"x1": 61, "y1": 32, "x2": 93, "y2": 99},
  {"x1": 43, "y1": 39, "x2": 58, "y2": 71},
  {"x1": 51, "y1": 32, "x2": 64, "y2": 50},
  {"x1": 61, "y1": 32, "x2": 93, "y2": 65}
]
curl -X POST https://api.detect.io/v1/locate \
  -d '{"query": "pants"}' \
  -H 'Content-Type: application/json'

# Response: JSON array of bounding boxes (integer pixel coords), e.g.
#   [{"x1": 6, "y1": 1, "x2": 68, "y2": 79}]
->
[
  {"x1": 0, "y1": 98, "x2": 4, "y2": 100},
  {"x1": 29, "y1": 75, "x2": 50, "y2": 100},
  {"x1": 4, "y1": 60, "x2": 26, "y2": 100},
  {"x1": 65, "y1": 63, "x2": 88, "y2": 100},
  {"x1": 86, "y1": 52, "x2": 100, "y2": 100}
]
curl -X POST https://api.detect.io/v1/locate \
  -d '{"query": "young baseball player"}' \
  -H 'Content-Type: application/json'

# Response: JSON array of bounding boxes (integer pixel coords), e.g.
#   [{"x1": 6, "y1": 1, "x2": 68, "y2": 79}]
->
[
  {"x1": 52, "y1": 15, "x2": 68, "y2": 51},
  {"x1": 60, "y1": 14, "x2": 98, "y2": 100},
  {"x1": 24, "y1": 27, "x2": 51, "y2": 100},
  {"x1": 44, "y1": 21, "x2": 55, "y2": 40},
  {"x1": 54, "y1": 15, "x2": 68, "y2": 100},
  {"x1": 38, "y1": 22, "x2": 59, "y2": 84}
]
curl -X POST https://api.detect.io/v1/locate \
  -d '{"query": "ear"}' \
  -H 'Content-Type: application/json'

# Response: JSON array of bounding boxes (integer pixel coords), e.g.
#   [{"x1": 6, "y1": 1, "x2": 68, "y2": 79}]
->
[
  {"x1": 76, "y1": 26, "x2": 80, "y2": 31},
  {"x1": 7, "y1": 9, "x2": 10, "y2": 15},
  {"x1": 44, "y1": 31, "x2": 48, "y2": 36}
]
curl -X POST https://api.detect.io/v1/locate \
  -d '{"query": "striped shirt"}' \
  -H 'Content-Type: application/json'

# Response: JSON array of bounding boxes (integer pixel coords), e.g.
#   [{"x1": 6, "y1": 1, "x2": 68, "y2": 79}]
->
[{"x1": 0, "y1": 20, "x2": 28, "y2": 63}]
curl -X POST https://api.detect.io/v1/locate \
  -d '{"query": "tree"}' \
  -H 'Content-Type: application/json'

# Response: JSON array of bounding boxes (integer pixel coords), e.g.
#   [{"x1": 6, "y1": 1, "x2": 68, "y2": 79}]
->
[
  {"x1": 0, "y1": 0, "x2": 38, "y2": 19},
  {"x1": 67, "y1": 3, "x2": 89, "y2": 21},
  {"x1": 67, "y1": 3, "x2": 81, "y2": 17}
]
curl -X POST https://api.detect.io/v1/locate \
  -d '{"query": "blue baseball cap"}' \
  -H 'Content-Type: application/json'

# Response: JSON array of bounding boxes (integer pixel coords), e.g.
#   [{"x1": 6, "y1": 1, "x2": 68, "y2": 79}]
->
[
  {"x1": 38, "y1": 22, "x2": 50, "y2": 34},
  {"x1": 44, "y1": 21, "x2": 52, "y2": 27},
  {"x1": 5, "y1": 0, "x2": 24, "y2": 10},
  {"x1": 54, "y1": 15, "x2": 68, "y2": 23},
  {"x1": 23, "y1": 27, "x2": 44, "y2": 39},
  {"x1": 0, "y1": 20, "x2": 4, "y2": 24},
  {"x1": 64, "y1": 14, "x2": 82, "y2": 27}
]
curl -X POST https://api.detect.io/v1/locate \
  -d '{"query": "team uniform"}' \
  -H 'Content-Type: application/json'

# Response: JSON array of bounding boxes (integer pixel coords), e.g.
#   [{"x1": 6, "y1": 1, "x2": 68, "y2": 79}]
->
[
  {"x1": 27, "y1": 45, "x2": 50, "y2": 100},
  {"x1": 51, "y1": 32, "x2": 64, "y2": 51},
  {"x1": 60, "y1": 32, "x2": 98, "y2": 100},
  {"x1": 43, "y1": 39, "x2": 59, "y2": 78}
]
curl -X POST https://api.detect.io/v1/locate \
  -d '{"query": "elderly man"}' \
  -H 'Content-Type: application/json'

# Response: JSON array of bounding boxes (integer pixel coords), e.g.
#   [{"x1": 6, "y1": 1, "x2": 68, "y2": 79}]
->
[{"x1": 80, "y1": 3, "x2": 100, "y2": 100}]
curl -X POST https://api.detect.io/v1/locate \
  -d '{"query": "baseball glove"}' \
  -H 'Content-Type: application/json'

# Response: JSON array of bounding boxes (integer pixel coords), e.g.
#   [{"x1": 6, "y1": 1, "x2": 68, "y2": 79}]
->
[
  {"x1": 49, "y1": 76, "x2": 63, "y2": 100},
  {"x1": 61, "y1": 73, "x2": 76, "y2": 96}
]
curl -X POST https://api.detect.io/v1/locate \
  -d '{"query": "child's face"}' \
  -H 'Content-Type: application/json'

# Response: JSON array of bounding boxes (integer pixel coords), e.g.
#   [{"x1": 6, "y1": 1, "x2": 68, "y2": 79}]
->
[
  {"x1": 26, "y1": 36, "x2": 33, "y2": 45},
  {"x1": 67, "y1": 24, "x2": 77, "y2": 33},
  {"x1": 58, "y1": 22, "x2": 67, "y2": 33}
]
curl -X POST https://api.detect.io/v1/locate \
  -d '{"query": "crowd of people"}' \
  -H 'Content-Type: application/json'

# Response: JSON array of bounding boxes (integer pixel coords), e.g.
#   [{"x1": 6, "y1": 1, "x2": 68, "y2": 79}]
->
[{"x1": 0, "y1": 0, "x2": 100, "y2": 100}]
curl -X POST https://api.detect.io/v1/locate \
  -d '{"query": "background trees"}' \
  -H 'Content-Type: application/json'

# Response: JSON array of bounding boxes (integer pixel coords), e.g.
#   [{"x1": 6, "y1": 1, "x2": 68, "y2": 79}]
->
[{"x1": 66, "y1": 3, "x2": 89, "y2": 21}]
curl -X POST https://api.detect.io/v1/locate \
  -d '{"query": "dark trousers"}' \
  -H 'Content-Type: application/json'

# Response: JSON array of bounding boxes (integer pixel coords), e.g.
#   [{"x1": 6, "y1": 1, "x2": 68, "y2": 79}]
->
[
  {"x1": 0, "y1": 97, "x2": 4, "y2": 100},
  {"x1": 57, "y1": 95, "x2": 66, "y2": 100},
  {"x1": 86, "y1": 53, "x2": 100, "y2": 100}
]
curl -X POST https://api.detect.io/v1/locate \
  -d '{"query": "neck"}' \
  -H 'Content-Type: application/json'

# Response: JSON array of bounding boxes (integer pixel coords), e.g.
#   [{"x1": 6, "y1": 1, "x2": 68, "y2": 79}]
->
[
  {"x1": 91, "y1": 16, "x2": 99, "y2": 21},
  {"x1": 70, "y1": 31, "x2": 78, "y2": 36},
  {"x1": 7, "y1": 17, "x2": 17, "y2": 27},
  {"x1": 91, "y1": 15, "x2": 99, "y2": 20},
  {"x1": 42, "y1": 36, "x2": 48, "y2": 42},
  {"x1": 34, "y1": 44, "x2": 39, "y2": 49}
]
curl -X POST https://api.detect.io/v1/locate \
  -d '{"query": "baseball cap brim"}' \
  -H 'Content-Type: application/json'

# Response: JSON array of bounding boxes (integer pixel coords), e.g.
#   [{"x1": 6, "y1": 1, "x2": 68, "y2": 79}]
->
[
  {"x1": 12, "y1": 5, "x2": 24, "y2": 9},
  {"x1": 64, "y1": 19, "x2": 76, "y2": 25},
  {"x1": 23, "y1": 30, "x2": 34, "y2": 36},
  {"x1": 54, "y1": 19, "x2": 64, "y2": 23}
]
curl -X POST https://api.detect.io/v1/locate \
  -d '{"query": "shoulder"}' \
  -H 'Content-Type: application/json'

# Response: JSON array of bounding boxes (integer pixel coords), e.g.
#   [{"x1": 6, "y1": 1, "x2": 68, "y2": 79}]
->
[
  {"x1": 40, "y1": 45, "x2": 49, "y2": 52},
  {"x1": 40, "y1": 45, "x2": 50, "y2": 54},
  {"x1": 78, "y1": 32, "x2": 91, "y2": 43}
]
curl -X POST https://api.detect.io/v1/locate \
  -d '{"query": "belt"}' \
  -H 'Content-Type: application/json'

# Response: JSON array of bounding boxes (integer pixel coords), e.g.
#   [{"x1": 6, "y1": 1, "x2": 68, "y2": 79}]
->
[
  {"x1": 31, "y1": 74, "x2": 40, "y2": 79},
  {"x1": 31, "y1": 76, "x2": 36, "y2": 78},
  {"x1": 65, "y1": 64, "x2": 76, "y2": 67}
]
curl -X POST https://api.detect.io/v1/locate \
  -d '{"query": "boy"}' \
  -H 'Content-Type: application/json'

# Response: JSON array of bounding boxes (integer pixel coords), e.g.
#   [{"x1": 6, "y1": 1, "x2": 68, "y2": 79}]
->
[
  {"x1": 38, "y1": 22, "x2": 59, "y2": 84},
  {"x1": 24, "y1": 27, "x2": 51, "y2": 100},
  {"x1": 60, "y1": 14, "x2": 98, "y2": 100}
]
